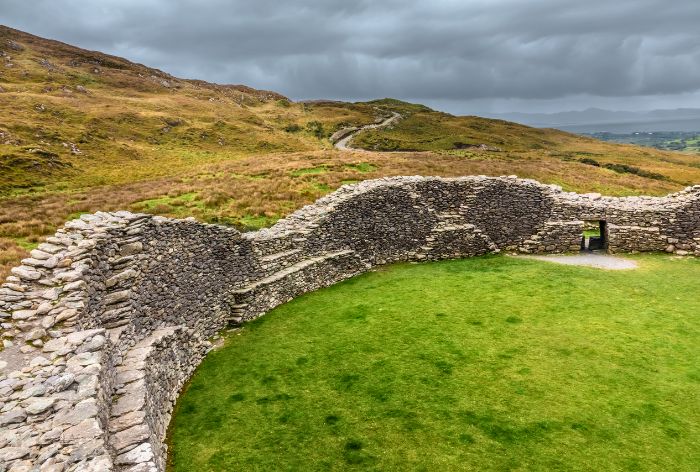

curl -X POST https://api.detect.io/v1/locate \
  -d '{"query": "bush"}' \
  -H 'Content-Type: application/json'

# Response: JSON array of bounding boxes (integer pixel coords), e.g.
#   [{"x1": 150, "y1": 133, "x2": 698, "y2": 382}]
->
[
  {"x1": 305, "y1": 121, "x2": 324, "y2": 139},
  {"x1": 283, "y1": 124, "x2": 301, "y2": 133},
  {"x1": 579, "y1": 157, "x2": 601, "y2": 167},
  {"x1": 603, "y1": 163, "x2": 666, "y2": 181}
]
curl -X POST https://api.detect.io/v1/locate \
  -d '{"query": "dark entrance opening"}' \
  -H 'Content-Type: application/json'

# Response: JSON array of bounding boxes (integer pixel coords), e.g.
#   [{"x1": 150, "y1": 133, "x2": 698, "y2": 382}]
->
[{"x1": 581, "y1": 220, "x2": 607, "y2": 251}]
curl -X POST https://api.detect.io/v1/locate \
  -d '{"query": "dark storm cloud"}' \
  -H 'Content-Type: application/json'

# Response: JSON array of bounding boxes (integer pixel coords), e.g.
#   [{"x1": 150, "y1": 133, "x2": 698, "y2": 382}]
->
[{"x1": 2, "y1": 0, "x2": 700, "y2": 111}]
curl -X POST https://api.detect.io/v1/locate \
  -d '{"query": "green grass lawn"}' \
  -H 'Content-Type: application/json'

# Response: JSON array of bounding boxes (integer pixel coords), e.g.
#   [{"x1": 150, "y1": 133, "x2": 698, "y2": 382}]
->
[{"x1": 167, "y1": 255, "x2": 700, "y2": 471}]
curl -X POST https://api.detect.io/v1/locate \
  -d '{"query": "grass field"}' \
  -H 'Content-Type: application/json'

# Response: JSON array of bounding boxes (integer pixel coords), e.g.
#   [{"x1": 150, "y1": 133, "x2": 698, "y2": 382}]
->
[{"x1": 168, "y1": 255, "x2": 700, "y2": 471}]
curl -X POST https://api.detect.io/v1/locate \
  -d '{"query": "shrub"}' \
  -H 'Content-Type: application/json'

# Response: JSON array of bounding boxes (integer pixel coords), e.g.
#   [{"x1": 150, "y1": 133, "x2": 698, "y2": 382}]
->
[
  {"x1": 603, "y1": 163, "x2": 667, "y2": 180},
  {"x1": 579, "y1": 157, "x2": 601, "y2": 167},
  {"x1": 305, "y1": 121, "x2": 324, "y2": 139},
  {"x1": 283, "y1": 124, "x2": 301, "y2": 133}
]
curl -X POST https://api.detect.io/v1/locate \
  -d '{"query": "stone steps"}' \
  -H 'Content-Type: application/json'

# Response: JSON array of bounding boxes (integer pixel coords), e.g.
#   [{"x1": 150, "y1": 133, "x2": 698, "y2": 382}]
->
[
  {"x1": 227, "y1": 250, "x2": 362, "y2": 324},
  {"x1": 260, "y1": 248, "x2": 302, "y2": 262},
  {"x1": 419, "y1": 214, "x2": 497, "y2": 258},
  {"x1": 233, "y1": 250, "x2": 355, "y2": 297}
]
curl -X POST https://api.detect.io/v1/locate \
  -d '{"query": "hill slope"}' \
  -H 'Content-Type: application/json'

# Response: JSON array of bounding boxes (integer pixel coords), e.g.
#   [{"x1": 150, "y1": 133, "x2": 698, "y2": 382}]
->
[{"x1": 2, "y1": 25, "x2": 700, "y2": 279}]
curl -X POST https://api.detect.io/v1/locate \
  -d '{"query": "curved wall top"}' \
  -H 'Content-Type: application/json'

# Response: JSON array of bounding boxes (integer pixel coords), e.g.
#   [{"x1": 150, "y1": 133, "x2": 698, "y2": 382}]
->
[{"x1": 1, "y1": 175, "x2": 699, "y2": 471}]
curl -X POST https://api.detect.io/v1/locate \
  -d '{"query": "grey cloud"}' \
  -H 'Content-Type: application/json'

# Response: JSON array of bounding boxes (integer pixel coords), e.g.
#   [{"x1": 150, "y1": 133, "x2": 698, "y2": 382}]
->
[{"x1": 2, "y1": 0, "x2": 700, "y2": 113}]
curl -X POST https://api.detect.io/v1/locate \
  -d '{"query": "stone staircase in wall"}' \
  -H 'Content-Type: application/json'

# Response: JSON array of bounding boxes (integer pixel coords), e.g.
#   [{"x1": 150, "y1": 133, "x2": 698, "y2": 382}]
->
[
  {"x1": 227, "y1": 249, "x2": 367, "y2": 325},
  {"x1": 416, "y1": 211, "x2": 498, "y2": 260}
]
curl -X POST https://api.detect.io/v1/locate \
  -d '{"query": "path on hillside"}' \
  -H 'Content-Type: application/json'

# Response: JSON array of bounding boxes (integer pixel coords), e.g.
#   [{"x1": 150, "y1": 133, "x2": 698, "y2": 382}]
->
[{"x1": 333, "y1": 111, "x2": 402, "y2": 150}]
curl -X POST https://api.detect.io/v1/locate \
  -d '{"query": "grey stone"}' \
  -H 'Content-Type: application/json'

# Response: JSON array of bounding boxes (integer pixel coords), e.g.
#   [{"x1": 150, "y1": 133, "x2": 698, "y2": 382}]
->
[
  {"x1": 29, "y1": 355, "x2": 51, "y2": 367},
  {"x1": 0, "y1": 446, "x2": 30, "y2": 461},
  {"x1": 41, "y1": 287, "x2": 62, "y2": 300},
  {"x1": 109, "y1": 410, "x2": 145, "y2": 433},
  {"x1": 111, "y1": 423, "x2": 149, "y2": 452},
  {"x1": 55, "y1": 308, "x2": 78, "y2": 322},
  {"x1": 36, "y1": 442, "x2": 62, "y2": 464},
  {"x1": 23, "y1": 256, "x2": 58, "y2": 269},
  {"x1": 12, "y1": 309, "x2": 37, "y2": 320},
  {"x1": 115, "y1": 442, "x2": 154, "y2": 465},
  {"x1": 66, "y1": 351, "x2": 100, "y2": 368},
  {"x1": 61, "y1": 418, "x2": 102, "y2": 442},
  {"x1": 55, "y1": 271, "x2": 81, "y2": 283},
  {"x1": 111, "y1": 391, "x2": 145, "y2": 417},
  {"x1": 47, "y1": 373, "x2": 76, "y2": 392},
  {"x1": 66, "y1": 329, "x2": 103, "y2": 345},
  {"x1": 36, "y1": 302, "x2": 53, "y2": 315},
  {"x1": 42, "y1": 338, "x2": 68, "y2": 353},
  {"x1": 41, "y1": 315, "x2": 56, "y2": 329},
  {"x1": 80, "y1": 335, "x2": 105, "y2": 353},
  {"x1": 26, "y1": 328, "x2": 47, "y2": 341},
  {"x1": 106, "y1": 269, "x2": 138, "y2": 288},
  {"x1": 37, "y1": 243, "x2": 64, "y2": 254},
  {"x1": 24, "y1": 397, "x2": 56, "y2": 414},
  {"x1": 10, "y1": 266, "x2": 41, "y2": 280},
  {"x1": 30, "y1": 249, "x2": 53, "y2": 260},
  {"x1": 39, "y1": 427, "x2": 63, "y2": 445},
  {"x1": 0, "y1": 408, "x2": 27, "y2": 426},
  {"x1": 53, "y1": 398, "x2": 97, "y2": 425},
  {"x1": 104, "y1": 290, "x2": 130, "y2": 305},
  {"x1": 64, "y1": 280, "x2": 86, "y2": 291},
  {"x1": 119, "y1": 242, "x2": 143, "y2": 256},
  {"x1": 8, "y1": 459, "x2": 33, "y2": 472},
  {"x1": 72, "y1": 455, "x2": 113, "y2": 472},
  {"x1": 18, "y1": 384, "x2": 46, "y2": 399}
]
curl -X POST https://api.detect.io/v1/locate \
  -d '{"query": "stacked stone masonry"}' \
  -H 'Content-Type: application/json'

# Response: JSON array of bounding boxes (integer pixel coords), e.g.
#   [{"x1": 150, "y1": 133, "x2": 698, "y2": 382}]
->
[{"x1": 1, "y1": 175, "x2": 699, "y2": 471}]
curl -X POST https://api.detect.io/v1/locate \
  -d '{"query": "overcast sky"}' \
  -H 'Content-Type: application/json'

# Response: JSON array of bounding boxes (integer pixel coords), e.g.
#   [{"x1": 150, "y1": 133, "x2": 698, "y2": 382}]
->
[{"x1": 2, "y1": 0, "x2": 700, "y2": 114}]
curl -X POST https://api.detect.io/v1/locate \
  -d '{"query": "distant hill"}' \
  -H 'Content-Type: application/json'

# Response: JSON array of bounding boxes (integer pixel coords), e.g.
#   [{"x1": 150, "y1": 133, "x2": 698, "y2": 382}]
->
[
  {"x1": 2, "y1": 25, "x2": 700, "y2": 280},
  {"x1": 492, "y1": 108, "x2": 700, "y2": 133}
]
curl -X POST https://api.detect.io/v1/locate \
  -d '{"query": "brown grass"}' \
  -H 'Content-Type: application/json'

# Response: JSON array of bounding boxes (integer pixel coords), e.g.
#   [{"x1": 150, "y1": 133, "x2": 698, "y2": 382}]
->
[
  {"x1": 1, "y1": 26, "x2": 699, "y2": 281},
  {"x1": 0, "y1": 238, "x2": 29, "y2": 282},
  {"x1": 1, "y1": 147, "x2": 691, "y2": 279}
]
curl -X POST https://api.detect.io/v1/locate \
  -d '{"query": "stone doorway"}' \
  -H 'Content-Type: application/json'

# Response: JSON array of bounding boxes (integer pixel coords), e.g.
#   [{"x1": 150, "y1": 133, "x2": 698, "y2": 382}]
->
[{"x1": 581, "y1": 220, "x2": 607, "y2": 251}]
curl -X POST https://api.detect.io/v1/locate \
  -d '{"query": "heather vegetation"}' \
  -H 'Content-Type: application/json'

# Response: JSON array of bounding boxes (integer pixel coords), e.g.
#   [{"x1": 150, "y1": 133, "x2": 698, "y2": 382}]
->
[{"x1": 2, "y1": 25, "x2": 700, "y2": 281}]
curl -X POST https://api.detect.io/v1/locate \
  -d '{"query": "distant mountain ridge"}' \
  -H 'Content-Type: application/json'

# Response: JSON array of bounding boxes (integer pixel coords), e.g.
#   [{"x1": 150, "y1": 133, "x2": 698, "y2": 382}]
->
[{"x1": 492, "y1": 108, "x2": 700, "y2": 130}]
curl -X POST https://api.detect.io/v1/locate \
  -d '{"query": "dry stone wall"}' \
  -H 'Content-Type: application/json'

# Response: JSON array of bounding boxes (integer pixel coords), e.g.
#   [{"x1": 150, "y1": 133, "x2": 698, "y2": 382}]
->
[{"x1": 1, "y1": 175, "x2": 699, "y2": 471}]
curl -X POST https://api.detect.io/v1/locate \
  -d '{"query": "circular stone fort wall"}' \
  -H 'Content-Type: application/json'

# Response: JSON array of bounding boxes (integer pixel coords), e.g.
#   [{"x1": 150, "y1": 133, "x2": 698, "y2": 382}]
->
[{"x1": 1, "y1": 175, "x2": 699, "y2": 471}]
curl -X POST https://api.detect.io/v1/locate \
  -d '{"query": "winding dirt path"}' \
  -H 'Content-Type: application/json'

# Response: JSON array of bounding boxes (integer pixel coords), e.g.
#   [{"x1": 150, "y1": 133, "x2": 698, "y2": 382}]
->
[{"x1": 334, "y1": 111, "x2": 402, "y2": 150}]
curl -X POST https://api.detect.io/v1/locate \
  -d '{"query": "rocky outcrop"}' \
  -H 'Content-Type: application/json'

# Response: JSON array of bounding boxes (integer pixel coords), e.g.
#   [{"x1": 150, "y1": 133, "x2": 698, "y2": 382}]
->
[{"x1": 1, "y1": 175, "x2": 699, "y2": 471}]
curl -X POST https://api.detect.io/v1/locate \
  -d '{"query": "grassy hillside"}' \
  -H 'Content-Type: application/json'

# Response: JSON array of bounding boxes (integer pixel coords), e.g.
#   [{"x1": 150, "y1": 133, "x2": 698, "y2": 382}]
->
[
  {"x1": 353, "y1": 99, "x2": 700, "y2": 185},
  {"x1": 2, "y1": 25, "x2": 700, "y2": 280},
  {"x1": 0, "y1": 25, "x2": 379, "y2": 193}
]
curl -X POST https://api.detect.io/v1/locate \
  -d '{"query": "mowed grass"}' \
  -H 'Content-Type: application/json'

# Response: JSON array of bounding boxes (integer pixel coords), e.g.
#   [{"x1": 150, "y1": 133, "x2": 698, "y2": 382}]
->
[{"x1": 168, "y1": 255, "x2": 700, "y2": 471}]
